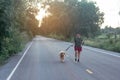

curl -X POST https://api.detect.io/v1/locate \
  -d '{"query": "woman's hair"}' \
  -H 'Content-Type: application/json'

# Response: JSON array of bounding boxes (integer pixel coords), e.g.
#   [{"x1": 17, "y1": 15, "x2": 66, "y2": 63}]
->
[{"x1": 76, "y1": 33, "x2": 80, "y2": 38}]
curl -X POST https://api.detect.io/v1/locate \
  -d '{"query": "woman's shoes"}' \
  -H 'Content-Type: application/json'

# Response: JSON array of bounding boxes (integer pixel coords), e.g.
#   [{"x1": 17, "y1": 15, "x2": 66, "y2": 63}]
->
[
  {"x1": 78, "y1": 59, "x2": 79, "y2": 62},
  {"x1": 75, "y1": 58, "x2": 77, "y2": 61},
  {"x1": 75, "y1": 58, "x2": 80, "y2": 62}
]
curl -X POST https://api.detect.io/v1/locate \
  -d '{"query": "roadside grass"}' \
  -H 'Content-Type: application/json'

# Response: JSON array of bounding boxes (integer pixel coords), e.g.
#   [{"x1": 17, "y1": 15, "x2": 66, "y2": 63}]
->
[
  {"x1": 0, "y1": 32, "x2": 30, "y2": 65},
  {"x1": 48, "y1": 33, "x2": 66, "y2": 40},
  {"x1": 84, "y1": 36, "x2": 120, "y2": 53}
]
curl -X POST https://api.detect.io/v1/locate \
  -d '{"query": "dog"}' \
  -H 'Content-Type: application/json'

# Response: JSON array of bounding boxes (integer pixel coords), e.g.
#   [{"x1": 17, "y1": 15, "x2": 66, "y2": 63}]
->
[
  {"x1": 59, "y1": 45, "x2": 73, "y2": 63},
  {"x1": 59, "y1": 51, "x2": 65, "y2": 62}
]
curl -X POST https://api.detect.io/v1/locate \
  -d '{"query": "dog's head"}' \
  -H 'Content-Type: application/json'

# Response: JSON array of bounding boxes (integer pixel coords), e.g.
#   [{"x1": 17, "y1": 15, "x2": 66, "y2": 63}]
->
[
  {"x1": 60, "y1": 51, "x2": 65, "y2": 54},
  {"x1": 59, "y1": 51, "x2": 65, "y2": 56}
]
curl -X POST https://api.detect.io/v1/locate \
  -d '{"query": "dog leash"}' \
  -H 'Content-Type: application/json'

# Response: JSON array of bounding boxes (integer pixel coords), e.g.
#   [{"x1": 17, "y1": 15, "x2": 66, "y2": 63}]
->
[{"x1": 65, "y1": 45, "x2": 73, "y2": 51}]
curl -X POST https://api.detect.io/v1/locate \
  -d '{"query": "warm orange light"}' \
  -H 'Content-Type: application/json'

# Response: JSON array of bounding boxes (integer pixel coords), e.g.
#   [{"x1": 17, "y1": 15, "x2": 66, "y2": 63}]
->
[{"x1": 36, "y1": 3, "x2": 51, "y2": 27}]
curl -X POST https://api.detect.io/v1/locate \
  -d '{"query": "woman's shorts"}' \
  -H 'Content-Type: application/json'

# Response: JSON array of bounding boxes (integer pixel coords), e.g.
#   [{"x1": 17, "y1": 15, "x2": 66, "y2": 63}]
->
[{"x1": 74, "y1": 46, "x2": 82, "y2": 52}]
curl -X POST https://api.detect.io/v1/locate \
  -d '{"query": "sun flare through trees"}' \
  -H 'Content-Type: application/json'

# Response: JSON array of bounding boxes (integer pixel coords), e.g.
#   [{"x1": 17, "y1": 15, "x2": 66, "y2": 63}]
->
[{"x1": 35, "y1": 3, "x2": 51, "y2": 27}]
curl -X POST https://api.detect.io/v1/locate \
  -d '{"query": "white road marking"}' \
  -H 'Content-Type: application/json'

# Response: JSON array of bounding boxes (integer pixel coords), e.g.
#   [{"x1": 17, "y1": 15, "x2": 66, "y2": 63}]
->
[
  {"x1": 86, "y1": 69, "x2": 93, "y2": 74},
  {"x1": 84, "y1": 47, "x2": 120, "y2": 58},
  {"x1": 6, "y1": 42, "x2": 33, "y2": 80}
]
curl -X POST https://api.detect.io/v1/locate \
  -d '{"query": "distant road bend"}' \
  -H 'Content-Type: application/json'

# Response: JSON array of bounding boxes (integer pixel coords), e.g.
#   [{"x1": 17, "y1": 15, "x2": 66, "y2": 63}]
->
[{"x1": 6, "y1": 36, "x2": 120, "y2": 80}]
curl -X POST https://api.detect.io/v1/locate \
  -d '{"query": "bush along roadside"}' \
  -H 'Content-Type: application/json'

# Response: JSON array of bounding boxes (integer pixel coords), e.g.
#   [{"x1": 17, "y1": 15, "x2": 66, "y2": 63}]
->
[
  {"x1": 84, "y1": 38, "x2": 120, "y2": 53},
  {"x1": 0, "y1": 31, "x2": 30, "y2": 65},
  {"x1": 0, "y1": 0, "x2": 31, "y2": 65}
]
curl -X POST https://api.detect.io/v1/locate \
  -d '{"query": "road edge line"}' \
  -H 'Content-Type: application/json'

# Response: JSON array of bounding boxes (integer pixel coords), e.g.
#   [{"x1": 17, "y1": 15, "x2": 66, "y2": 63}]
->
[
  {"x1": 84, "y1": 46, "x2": 120, "y2": 58},
  {"x1": 6, "y1": 42, "x2": 33, "y2": 80}
]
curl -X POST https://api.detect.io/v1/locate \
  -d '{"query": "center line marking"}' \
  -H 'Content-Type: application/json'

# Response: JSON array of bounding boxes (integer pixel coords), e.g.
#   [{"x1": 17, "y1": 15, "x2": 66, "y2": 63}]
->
[{"x1": 86, "y1": 69, "x2": 93, "y2": 74}]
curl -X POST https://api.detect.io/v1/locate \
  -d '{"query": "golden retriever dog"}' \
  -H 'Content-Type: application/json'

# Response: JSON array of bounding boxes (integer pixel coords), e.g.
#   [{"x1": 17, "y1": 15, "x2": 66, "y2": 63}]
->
[
  {"x1": 59, "y1": 45, "x2": 73, "y2": 63},
  {"x1": 59, "y1": 51, "x2": 65, "y2": 62}
]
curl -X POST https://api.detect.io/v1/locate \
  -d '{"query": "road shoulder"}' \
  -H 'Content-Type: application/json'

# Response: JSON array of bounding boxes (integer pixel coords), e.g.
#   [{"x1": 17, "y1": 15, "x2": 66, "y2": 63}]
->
[{"x1": 0, "y1": 42, "x2": 31, "y2": 80}]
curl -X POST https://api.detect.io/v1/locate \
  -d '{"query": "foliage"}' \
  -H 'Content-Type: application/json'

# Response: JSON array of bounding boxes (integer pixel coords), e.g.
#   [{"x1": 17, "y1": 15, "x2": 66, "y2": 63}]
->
[
  {"x1": 101, "y1": 26, "x2": 120, "y2": 39},
  {"x1": 85, "y1": 36, "x2": 120, "y2": 52},
  {"x1": 38, "y1": 0, "x2": 104, "y2": 38},
  {"x1": 48, "y1": 33, "x2": 65, "y2": 40},
  {"x1": 0, "y1": 0, "x2": 30, "y2": 64}
]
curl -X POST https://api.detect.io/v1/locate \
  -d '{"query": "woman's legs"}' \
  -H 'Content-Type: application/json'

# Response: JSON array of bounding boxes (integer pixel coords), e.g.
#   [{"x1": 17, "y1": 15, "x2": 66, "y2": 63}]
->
[
  {"x1": 77, "y1": 51, "x2": 81, "y2": 62},
  {"x1": 75, "y1": 50, "x2": 78, "y2": 61},
  {"x1": 75, "y1": 46, "x2": 82, "y2": 62},
  {"x1": 77, "y1": 47, "x2": 82, "y2": 62}
]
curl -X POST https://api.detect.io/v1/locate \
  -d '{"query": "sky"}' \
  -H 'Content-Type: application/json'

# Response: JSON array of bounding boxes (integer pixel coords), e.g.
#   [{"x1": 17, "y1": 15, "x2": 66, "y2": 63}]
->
[{"x1": 89, "y1": 0, "x2": 120, "y2": 28}]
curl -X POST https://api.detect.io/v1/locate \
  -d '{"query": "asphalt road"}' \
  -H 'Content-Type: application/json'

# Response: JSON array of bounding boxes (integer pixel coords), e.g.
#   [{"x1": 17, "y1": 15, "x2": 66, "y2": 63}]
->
[{"x1": 6, "y1": 36, "x2": 120, "y2": 80}]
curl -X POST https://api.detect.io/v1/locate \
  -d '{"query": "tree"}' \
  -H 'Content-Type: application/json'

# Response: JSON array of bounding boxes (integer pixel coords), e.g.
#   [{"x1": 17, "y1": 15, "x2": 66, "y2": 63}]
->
[
  {"x1": 39, "y1": 0, "x2": 104, "y2": 38},
  {"x1": 0, "y1": 0, "x2": 34, "y2": 59},
  {"x1": 0, "y1": 0, "x2": 11, "y2": 54},
  {"x1": 75, "y1": 0, "x2": 104, "y2": 37}
]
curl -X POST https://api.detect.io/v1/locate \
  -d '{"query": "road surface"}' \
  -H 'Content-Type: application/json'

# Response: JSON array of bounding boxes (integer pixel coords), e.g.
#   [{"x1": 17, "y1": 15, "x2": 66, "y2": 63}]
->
[{"x1": 6, "y1": 36, "x2": 120, "y2": 80}]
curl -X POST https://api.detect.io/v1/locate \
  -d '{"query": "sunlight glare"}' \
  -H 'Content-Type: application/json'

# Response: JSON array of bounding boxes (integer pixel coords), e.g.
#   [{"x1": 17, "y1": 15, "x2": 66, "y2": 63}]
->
[{"x1": 36, "y1": 3, "x2": 51, "y2": 27}]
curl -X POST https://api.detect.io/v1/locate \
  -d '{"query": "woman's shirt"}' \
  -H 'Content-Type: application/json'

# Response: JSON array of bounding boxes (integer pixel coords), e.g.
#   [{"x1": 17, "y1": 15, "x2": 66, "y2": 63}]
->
[{"x1": 74, "y1": 37, "x2": 83, "y2": 47}]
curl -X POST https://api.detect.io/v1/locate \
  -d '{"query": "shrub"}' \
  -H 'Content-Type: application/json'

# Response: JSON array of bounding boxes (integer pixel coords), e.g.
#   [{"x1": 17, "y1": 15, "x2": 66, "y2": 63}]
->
[
  {"x1": 85, "y1": 38, "x2": 120, "y2": 53},
  {"x1": 48, "y1": 33, "x2": 65, "y2": 40},
  {"x1": 0, "y1": 32, "x2": 30, "y2": 65}
]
